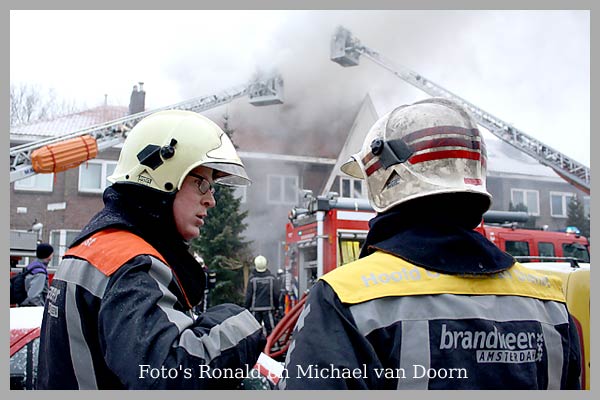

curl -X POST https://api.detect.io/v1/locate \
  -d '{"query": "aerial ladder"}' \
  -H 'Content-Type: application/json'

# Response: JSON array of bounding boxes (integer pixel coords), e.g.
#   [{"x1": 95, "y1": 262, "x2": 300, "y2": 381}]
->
[
  {"x1": 330, "y1": 26, "x2": 590, "y2": 194},
  {"x1": 10, "y1": 74, "x2": 284, "y2": 183}
]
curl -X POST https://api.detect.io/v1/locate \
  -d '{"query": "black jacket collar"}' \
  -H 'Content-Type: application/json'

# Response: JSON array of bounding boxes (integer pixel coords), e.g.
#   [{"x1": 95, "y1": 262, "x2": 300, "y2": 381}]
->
[{"x1": 361, "y1": 206, "x2": 514, "y2": 275}]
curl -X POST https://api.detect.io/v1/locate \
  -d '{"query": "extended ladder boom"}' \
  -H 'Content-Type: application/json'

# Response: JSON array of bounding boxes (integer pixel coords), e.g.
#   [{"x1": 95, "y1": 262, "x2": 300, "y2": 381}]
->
[
  {"x1": 331, "y1": 27, "x2": 590, "y2": 194},
  {"x1": 10, "y1": 75, "x2": 283, "y2": 183}
]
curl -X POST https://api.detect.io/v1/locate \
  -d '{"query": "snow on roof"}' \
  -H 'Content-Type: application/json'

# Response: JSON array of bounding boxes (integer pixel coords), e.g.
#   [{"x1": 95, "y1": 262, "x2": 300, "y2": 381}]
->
[
  {"x1": 483, "y1": 131, "x2": 560, "y2": 178},
  {"x1": 11, "y1": 105, "x2": 129, "y2": 140}
]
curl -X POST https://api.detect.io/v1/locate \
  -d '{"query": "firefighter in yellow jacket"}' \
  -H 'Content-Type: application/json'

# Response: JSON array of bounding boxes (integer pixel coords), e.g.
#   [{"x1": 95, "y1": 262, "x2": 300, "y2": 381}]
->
[{"x1": 280, "y1": 98, "x2": 581, "y2": 390}]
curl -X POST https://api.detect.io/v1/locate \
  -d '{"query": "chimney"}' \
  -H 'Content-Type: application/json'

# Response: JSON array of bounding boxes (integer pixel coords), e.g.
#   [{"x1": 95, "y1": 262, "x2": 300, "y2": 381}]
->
[{"x1": 128, "y1": 82, "x2": 146, "y2": 115}]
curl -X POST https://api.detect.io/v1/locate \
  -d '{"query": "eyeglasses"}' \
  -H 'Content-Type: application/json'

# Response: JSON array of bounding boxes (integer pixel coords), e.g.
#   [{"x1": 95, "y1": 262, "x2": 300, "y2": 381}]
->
[{"x1": 188, "y1": 172, "x2": 215, "y2": 195}]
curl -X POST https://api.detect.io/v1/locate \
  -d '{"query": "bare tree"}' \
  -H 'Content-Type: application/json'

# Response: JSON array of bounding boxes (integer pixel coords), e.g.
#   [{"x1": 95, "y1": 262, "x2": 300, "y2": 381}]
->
[{"x1": 10, "y1": 83, "x2": 82, "y2": 126}]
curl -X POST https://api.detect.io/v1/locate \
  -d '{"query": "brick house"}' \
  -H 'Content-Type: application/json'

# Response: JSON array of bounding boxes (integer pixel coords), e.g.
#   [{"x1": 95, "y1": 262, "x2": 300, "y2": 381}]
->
[{"x1": 10, "y1": 88, "x2": 589, "y2": 270}]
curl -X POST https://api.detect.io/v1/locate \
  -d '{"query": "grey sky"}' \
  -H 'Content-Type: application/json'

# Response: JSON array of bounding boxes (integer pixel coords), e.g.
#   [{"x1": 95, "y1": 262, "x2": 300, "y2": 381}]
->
[{"x1": 10, "y1": 10, "x2": 590, "y2": 166}]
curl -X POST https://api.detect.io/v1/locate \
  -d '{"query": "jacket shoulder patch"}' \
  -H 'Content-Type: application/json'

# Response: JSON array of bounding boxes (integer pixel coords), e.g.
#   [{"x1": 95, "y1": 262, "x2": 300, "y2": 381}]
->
[{"x1": 66, "y1": 229, "x2": 166, "y2": 276}]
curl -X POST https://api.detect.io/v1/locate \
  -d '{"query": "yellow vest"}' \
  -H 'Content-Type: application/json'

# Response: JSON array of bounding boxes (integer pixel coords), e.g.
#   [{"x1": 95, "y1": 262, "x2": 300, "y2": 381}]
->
[{"x1": 320, "y1": 251, "x2": 565, "y2": 304}]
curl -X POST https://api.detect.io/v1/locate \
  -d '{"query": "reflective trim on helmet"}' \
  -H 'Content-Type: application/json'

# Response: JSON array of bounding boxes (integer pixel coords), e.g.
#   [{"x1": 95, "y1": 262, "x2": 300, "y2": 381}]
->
[
  {"x1": 403, "y1": 125, "x2": 480, "y2": 142},
  {"x1": 365, "y1": 159, "x2": 383, "y2": 177},
  {"x1": 203, "y1": 162, "x2": 251, "y2": 186},
  {"x1": 409, "y1": 149, "x2": 482, "y2": 165},
  {"x1": 410, "y1": 136, "x2": 481, "y2": 152}
]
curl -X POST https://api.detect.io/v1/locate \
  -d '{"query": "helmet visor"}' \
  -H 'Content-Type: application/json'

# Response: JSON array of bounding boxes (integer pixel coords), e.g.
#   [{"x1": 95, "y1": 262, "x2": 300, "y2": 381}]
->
[
  {"x1": 205, "y1": 162, "x2": 251, "y2": 186},
  {"x1": 340, "y1": 155, "x2": 364, "y2": 179}
]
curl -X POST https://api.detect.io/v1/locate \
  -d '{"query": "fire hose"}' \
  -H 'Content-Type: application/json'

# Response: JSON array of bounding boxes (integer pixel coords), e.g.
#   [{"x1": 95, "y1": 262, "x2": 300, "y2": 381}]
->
[{"x1": 264, "y1": 294, "x2": 307, "y2": 359}]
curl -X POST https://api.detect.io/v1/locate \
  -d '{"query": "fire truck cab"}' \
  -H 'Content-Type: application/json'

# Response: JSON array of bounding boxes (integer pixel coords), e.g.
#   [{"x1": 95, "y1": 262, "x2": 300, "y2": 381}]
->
[{"x1": 285, "y1": 195, "x2": 374, "y2": 297}]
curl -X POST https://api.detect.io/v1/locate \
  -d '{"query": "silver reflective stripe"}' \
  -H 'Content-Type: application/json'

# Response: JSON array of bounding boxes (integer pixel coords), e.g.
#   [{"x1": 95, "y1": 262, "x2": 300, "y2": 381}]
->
[
  {"x1": 251, "y1": 280, "x2": 257, "y2": 309},
  {"x1": 65, "y1": 281, "x2": 98, "y2": 389},
  {"x1": 399, "y1": 320, "x2": 430, "y2": 389},
  {"x1": 147, "y1": 257, "x2": 194, "y2": 333},
  {"x1": 268, "y1": 312, "x2": 275, "y2": 330},
  {"x1": 177, "y1": 309, "x2": 262, "y2": 363},
  {"x1": 53, "y1": 258, "x2": 110, "y2": 298},
  {"x1": 294, "y1": 303, "x2": 311, "y2": 333},
  {"x1": 542, "y1": 324, "x2": 565, "y2": 389},
  {"x1": 350, "y1": 294, "x2": 569, "y2": 336}
]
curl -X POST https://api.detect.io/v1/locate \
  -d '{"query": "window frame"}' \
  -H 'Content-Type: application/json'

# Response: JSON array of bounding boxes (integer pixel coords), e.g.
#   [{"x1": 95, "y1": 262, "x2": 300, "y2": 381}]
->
[
  {"x1": 78, "y1": 159, "x2": 117, "y2": 194},
  {"x1": 550, "y1": 191, "x2": 575, "y2": 218},
  {"x1": 510, "y1": 188, "x2": 540, "y2": 216},
  {"x1": 267, "y1": 174, "x2": 298, "y2": 205},
  {"x1": 340, "y1": 177, "x2": 366, "y2": 199},
  {"x1": 13, "y1": 173, "x2": 54, "y2": 193}
]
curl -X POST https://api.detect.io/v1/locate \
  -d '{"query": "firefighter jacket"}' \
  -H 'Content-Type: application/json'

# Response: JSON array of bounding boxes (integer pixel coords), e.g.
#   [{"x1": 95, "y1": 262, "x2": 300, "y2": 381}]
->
[
  {"x1": 280, "y1": 211, "x2": 581, "y2": 390},
  {"x1": 37, "y1": 184, "x2": 265, "y2": 389},
  {"x1": 245, "y1": 270, "x2": 279, "y2": 312}
]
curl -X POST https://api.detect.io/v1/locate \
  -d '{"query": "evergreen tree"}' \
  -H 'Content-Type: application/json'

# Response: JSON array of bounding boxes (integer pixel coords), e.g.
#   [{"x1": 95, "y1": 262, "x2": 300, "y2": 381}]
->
[
  {"x1": 191, "y1": 185, "x2": 252, "y2": 306},
  {"x1": 567, "y1": 195, "x2": 590, "y2": 238}
]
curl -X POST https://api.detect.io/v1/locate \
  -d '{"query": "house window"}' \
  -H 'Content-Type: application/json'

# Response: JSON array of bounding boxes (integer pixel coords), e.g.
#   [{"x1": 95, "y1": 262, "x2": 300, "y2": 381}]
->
[
  {"x1": 233, "y1": 186, "x2": 247, "y2": 203},
  {"x1": 510, "y1": 188, "x2": 539, "y2": 215},
  {"x1": 267, "y1": 175, "x2": 298, "y2": 204},
  {"x1": 340, "y1": 177, "x2": 365, "y2": 199},
  {"x1": 49, "y1": 229, "x2": 81, "y2": 267},
  {"x1": 550, "y1": 192, "x2": 575, "y2": 218},
  {"x1": 78, "y1": 160, "x2": 117, "y2": 193},
  {"x1": 583, "y1": 196, "x2": 590, "y2": 218},
  {"x1": 14, "y1": 173, "x2": 54, "y2": 192}
]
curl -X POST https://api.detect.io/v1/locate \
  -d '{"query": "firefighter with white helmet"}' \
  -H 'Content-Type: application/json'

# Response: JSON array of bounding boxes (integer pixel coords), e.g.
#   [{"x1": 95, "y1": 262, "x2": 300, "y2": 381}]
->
[
  {"x1": 245, "y1": 255, "x2": 280, "y2": 336},
  {"x1": 281, "y1": 98, "x2": 581, "y2": 390},
  {"x1": 38, "y1": 110, "x2": 265, "y2": 389}
]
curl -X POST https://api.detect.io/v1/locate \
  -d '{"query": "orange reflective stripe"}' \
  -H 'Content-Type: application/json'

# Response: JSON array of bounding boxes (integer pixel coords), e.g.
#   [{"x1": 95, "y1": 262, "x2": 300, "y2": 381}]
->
[{"x1": 66, "y1": 229, "x2": 167, "y2": 276}]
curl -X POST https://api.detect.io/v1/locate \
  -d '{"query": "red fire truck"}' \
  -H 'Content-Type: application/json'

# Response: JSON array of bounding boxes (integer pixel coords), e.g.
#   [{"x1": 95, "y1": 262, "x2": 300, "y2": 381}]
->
[{"x1": 281, "y1": 195, "x2": 589, "y2": 302}]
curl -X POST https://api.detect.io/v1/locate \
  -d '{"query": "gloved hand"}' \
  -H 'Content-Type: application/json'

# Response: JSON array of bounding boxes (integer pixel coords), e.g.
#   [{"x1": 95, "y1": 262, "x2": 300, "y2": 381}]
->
[{"x1": 192, "y1": 303, "x2": 266, "y2": 388}]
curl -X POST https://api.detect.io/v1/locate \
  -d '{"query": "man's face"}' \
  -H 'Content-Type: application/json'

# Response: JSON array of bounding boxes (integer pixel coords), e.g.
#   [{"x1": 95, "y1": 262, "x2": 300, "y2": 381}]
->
[{"x1": 172, "y1": 166, "x2": 217, "y2": 241}]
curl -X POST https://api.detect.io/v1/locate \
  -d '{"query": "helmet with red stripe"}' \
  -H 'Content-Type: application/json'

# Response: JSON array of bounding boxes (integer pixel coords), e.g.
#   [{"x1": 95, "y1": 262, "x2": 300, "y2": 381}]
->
[{"x1": 341, "y1": 97, "x2": 491, "y2": 213}]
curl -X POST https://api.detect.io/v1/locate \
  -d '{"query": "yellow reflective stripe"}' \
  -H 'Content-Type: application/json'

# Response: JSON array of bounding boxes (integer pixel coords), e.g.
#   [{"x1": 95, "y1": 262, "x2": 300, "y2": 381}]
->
[{"x1": 320, "y1": 251, "x2": 566, "y2": 304}]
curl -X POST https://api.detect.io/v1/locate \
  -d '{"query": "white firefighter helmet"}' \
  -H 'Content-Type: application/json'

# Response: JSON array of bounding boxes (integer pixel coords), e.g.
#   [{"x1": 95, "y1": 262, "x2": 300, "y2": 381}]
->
[
  {"x1": 108, "y1": 110, "x2": 250, "y2": 193},
  {"x1": 341, "y1": 97, "x2": 491, "y2": 213},
  {"x1": 254, "y1": 255, "x2": 268, "y2": 272}
]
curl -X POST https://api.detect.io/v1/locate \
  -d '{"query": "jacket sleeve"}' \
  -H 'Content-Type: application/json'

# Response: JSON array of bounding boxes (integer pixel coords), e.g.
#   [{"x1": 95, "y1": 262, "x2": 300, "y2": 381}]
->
[
  {"x1": 21, "y1": 273, "x2": 47, "y2": 306},
  {"x1": 279, "y1": 280, "x2": 382, "y2": 389},
  {"x1": 99, "y1": 257, "x2": 266, "y2": 389}
]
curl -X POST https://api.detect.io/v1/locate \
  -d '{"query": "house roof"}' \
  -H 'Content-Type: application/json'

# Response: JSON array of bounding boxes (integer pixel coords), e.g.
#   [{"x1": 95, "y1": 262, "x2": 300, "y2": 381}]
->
[{"x1": 10, "y1": 105, "x2": 129, "y2": 142}]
